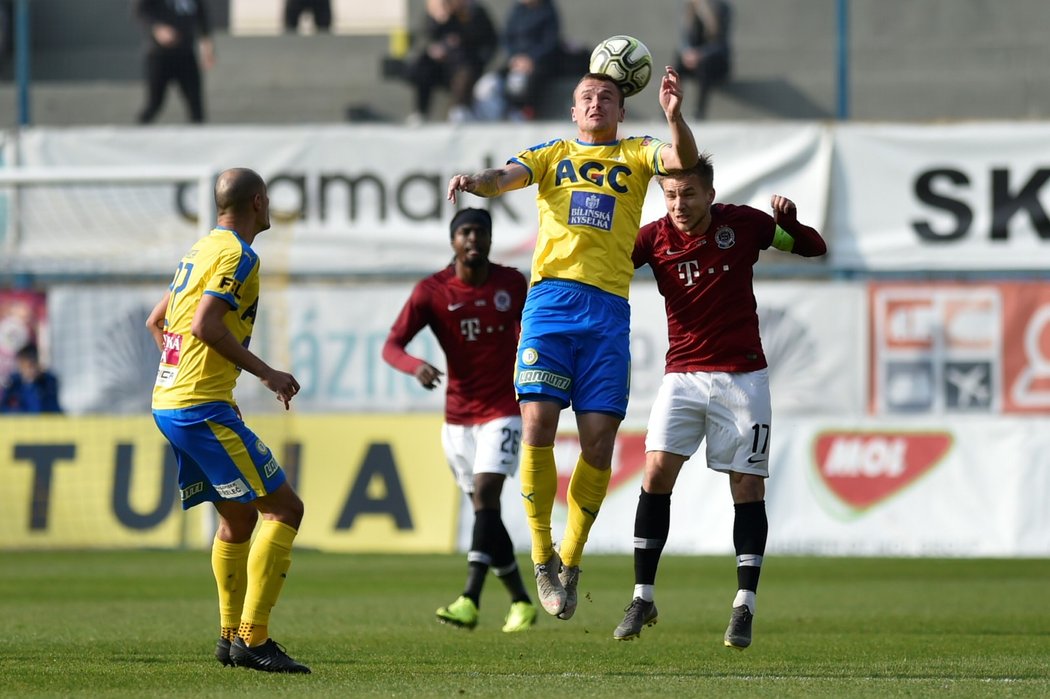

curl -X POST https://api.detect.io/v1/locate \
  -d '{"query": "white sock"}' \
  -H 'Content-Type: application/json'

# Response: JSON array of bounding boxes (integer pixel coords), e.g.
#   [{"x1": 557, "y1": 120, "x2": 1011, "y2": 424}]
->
[
  {"x1": 634, "y1": 584, "x2": 654, "y2": 602},
  {"x1": 733, "y1": 589, "x2": 756, "y2": 615}
]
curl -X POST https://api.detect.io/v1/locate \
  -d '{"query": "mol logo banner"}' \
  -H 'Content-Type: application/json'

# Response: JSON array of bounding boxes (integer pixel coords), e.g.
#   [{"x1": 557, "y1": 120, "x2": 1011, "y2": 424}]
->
[
  {"x1": 813, "y1": 430, "x2": 953, "y2": 511},
  {"x1": 870, "y1": 282, "x2": 1050, "y2": 414}
]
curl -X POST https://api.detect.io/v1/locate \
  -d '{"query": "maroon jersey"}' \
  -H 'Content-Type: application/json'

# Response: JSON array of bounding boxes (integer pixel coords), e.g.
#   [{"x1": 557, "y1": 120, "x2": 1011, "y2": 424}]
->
[
  {"x1": 384, "y1": 264, "x2": 527, "y2": 424},
  {"x1": 633, "y1": 203, "x2": 775, "y2": 373}
]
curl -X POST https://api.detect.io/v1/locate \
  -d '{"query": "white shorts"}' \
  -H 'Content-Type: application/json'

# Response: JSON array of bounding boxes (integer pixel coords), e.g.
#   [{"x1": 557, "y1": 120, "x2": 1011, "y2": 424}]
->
[
  {"x1": 645, "y1": 369, "x2": 772, "y2": 477},
  {"x1": 441, "y1": 415, "x2": 523, "y2": 494}
]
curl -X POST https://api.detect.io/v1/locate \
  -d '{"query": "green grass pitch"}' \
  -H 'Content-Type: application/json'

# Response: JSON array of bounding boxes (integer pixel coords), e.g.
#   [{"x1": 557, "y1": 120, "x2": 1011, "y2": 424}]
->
[{"x1": 1, "y1": 551, "x2": 1048, "y2": 697}]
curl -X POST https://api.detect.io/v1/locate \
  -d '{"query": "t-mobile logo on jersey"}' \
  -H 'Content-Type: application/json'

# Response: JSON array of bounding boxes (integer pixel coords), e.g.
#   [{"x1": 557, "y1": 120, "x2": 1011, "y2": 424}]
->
[
  {"x1": 460, "y1": 318, "x2": 481, "y2": 341},
  {"x1": 677, "y1": 260, "x2": 702, "y2": 285},
  {"x1": 677, "y1": 260, "x2": 730, "y2": 286}
]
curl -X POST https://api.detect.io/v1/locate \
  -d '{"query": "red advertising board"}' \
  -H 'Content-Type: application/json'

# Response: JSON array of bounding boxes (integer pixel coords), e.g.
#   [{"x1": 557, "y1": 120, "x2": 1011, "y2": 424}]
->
[
  {"x1": 0, "y1": 290, "x2": 48, "y2": 380},
  {"x1": 870, "y1": 282, "x2": 1050, "y2": 414}
]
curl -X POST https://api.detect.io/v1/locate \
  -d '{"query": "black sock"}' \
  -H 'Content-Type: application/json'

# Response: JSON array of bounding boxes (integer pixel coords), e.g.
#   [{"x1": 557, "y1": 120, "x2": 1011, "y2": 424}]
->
[
  {"x1": 634, "y1": 488, "x2": 671, "y2": 586},
  {"x1": 733, "y1": 500, "x2": 768, "y2": 592},
  {"x1": 485, "y1": 509, "x2": 531, "y2": 604},
  {"x1": 463, "y1": 509, "x2": 496, "y2": 605}
]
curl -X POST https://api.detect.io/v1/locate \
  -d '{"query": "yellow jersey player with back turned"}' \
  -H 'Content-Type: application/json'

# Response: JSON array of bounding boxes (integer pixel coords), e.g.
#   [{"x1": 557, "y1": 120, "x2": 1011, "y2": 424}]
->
[
  {"x1": 147, "y1": 168, "x2": 310, "y2": 674},
  {"x1": 447, "y1": 65, "x2": 699, "y2": 622}
]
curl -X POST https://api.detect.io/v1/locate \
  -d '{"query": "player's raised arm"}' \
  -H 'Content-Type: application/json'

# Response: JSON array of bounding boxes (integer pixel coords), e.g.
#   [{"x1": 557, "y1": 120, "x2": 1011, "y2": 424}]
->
[
  {"x1": 769, "y1": 194, "x2": 827, "y2": 258},
  {"x1": 447, "y1": 162, "x2": 530, "y2": 203},
  {"x1": 657, "y1": 66, "x2": 699, "y2": 172}
]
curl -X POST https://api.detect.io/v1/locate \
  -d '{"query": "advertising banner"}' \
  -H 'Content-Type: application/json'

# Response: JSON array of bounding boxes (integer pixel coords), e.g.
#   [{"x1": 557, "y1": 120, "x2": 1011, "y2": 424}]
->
[
  {"x1": 768, "y1": 417, "x2": 1050, "y2": 557},
  {"x1": 462, "y1": 414, "x2": 1050, "y2": 558},
  {"x1": 4, "y1": 413, "x2": 1046, "y2": 556},
  {"x1": 45, "y1": 283, "x2": 446, "y2": 416},
  {"x1": 11, "y1": 124, "x2": 830, "y2": 275},
  {"x1": 47, "y1": 280, "x2": 866, "y2": 419},
  {"x1": 869, "y1": 281, "x2": 1050, "y2": 414},
  {"x1": 0, "y1": 414, "x2": 458, "y2": 552},
  {"x1": 830, "y1": 123, "x2": 1050, "y2": 270},
  {"x1": 11, "y1": 123, "x2": 1050, "y2": 274},
  {"x1": 457, "y1": 430, "x2": 741, "y2": 557},
  {"x1": 0, "y1": 290, "x2": 48, "y2": 382}
]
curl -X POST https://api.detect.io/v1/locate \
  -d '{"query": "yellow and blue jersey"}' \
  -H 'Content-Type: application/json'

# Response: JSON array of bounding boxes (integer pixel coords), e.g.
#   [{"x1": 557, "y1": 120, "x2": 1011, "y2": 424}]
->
[
  {"x1": 152, "y1": 227, "x2": 260, "y2": 410},
  {"x1": 510, "y1": 136, "x2": 668, "y2": 298}
]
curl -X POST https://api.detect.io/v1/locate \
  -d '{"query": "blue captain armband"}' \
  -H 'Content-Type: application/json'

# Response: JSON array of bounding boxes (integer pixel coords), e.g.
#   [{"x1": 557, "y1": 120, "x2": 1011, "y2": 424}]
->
[{"x1": 771, "y1": 225, "x2": 795, "y2": 252}]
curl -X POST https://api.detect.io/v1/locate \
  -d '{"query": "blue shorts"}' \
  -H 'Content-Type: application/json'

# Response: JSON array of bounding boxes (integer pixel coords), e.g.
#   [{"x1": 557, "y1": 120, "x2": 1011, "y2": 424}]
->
[
  {"x1": 515, "y1": 279, "x2": 631, "y2": 418},
  {"x1": 152, "y1": 402, "x2": 286, "y2": 510}
]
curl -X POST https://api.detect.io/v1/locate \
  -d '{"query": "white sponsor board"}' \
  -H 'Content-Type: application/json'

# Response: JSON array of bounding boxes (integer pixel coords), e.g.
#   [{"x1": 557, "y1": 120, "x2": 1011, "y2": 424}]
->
[
  {"x1": 48, "y1": 280, "x2": 865, "y2": 419},
  {"x1": 46, "y1": 282, "x2": 446, "y2": 416},
  {"x1": 42, "y1": 283, "x2": 1049, "y2": 556},
  {"x1": 463, "y1": 416, "x2": 1050, "y2": 558},
  {"x1": 10, "y1": 124, "x2": 830, "y2": 275},
  {"x1": 830, "y1": 123, "x2": 1050, "y2": 270},
  {"x1": 769, "y1": 416, "x2": 1050, "y2": 557},
  {"x1": 628, "y1": 280, "x2": 866, "y2": 425},
  {"x1": 47, "y1": 286, "x2": 163, "y2": 415},
  {"x1": 11, "y1": 122, "x2": 1050, "y2": 274}
]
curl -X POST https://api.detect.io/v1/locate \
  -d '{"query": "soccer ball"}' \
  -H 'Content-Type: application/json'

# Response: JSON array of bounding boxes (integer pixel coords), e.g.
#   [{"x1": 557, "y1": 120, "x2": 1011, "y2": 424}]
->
[{"x1": 588, "y1": 35, "x2": 653, "y2": 98}]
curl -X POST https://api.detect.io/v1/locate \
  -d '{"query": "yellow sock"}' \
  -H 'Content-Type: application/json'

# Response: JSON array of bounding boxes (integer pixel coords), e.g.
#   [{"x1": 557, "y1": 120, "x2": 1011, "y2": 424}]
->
[
  {"x1": 238, "y1": 621, "x2": 268, "y2": 647},
  {"x1": 520, "y1": 443, "x2": 557, "y2": 564},
  {"x1": 559, "y1": 455, "x2": 611, "y2": 567},
  {"x1": 211, "y1": 536, "x2": 250, "y2": 639},
  {"x1": 239, "y1": 519, "x2": 297, "y2": 646}
]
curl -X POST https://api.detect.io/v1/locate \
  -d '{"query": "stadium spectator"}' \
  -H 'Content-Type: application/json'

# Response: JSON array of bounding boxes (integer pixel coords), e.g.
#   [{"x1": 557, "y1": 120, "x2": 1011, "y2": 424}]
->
[
  {"x1": 675, "y1": 0, "x2": 732, "y2": 119},
  {"x1": 0, "y1": 1, "x2": 11, "y2": 65},
  {"x1": 0, "y1": 342, "x2": 61, "y2": 414},
  {"x1": 446, "y1": 69, "x2": 699, "y2": 621},
  {"x1": 404, "y1": 0, "x2": 498, "y2": 124},
  {"x1": 134, "y1": 0, "x2": 214, "y2": 124},
  {"x1": 613, "y1": 154, "x2": 826, "y2": 647},
  {"x1": 382, "y1": 207, "x2": 538, "y2": 634},
  {"x1": 147, "y1": 168, "x2": 310, "y2": 673},
  {"x1": 473, "y1": 0, "x2": 562, "y2": 121},
  {"x1": 284, "y1": 0, "x2": 331, "y2": 33}
]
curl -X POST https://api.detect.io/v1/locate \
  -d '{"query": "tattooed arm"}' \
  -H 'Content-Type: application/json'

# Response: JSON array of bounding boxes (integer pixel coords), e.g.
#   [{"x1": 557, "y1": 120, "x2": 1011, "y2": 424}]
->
[{"x1": 447, "y1": 163, "x2": 530, "y2": 203}]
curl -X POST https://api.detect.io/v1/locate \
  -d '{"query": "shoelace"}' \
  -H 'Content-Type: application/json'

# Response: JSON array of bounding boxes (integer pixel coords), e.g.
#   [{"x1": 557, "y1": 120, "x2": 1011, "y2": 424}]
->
[{"x1": 624, "y1": 598, "x2": 650, "y2": 616}]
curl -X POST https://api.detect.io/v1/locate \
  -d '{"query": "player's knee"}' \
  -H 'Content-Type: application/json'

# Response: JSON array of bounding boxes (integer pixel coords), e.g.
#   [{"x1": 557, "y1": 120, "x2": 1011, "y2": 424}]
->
[
  {"x1": 730, "y1": 473, "x2": 765, "y2": 503},
  {"x1": 580, "y1": 444, "x2": 614, "y2": 470},
  {"x1": 270, "y1": 488, "x2": 305, "y2": 530},
  {"x1": 577, "y1": 431, "x2": 617, "y2": 469},
  {"x1": 642, "y1": 468, "x2": 676, "y2": 494},
  {"x1": 217, "y1": 505, "x2": 258, "y2": 542},
  {"x1": 522, "y1": 399, "x2": 562, "y2": 431},
  {"x1": 473, "y1": 477, "x2": 504, "y2": 509},
  {"x1": 284, "y1": 493, "x2": 305, "y2": 529}
]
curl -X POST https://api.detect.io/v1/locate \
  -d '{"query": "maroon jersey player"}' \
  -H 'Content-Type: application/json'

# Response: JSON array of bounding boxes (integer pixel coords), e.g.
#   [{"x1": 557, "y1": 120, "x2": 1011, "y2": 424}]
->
[
  {"x1": 383, "y1": 208, "x2": 537, "y2": 633},
  {"x1": 613, "y1": 154, "x2": 826, "y2": 648}
]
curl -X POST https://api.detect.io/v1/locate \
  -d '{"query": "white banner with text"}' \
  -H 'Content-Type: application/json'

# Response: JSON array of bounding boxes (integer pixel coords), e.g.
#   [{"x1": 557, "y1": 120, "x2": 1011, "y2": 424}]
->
[
  {"x1": 46, "y1": 280, "x2": 866, "y2": 421},
  {"x1": 470, "y1": 415, "x2": 1050, "y2": 558},
  {"x1": 7, "y1": 124, "x2": 830, "y2": 275},
  {"x1": 830, "y1": 123, "x2": 1050, "y2": 270}
]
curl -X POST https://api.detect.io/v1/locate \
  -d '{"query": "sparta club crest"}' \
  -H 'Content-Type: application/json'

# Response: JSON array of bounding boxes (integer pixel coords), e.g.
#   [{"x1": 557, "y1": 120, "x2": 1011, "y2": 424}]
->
[
  {"x1": 494, "y1": 289, "x2": 512, "y2": 312},
  {"x1": 714, "y1": 226, "x2": 736, "y2": 249}
]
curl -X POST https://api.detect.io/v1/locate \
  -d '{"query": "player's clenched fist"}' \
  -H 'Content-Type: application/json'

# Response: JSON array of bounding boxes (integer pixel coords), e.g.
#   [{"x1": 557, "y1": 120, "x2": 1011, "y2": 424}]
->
[{"x1": 770, "y1": 194, "x2": 797, "y2": 223}]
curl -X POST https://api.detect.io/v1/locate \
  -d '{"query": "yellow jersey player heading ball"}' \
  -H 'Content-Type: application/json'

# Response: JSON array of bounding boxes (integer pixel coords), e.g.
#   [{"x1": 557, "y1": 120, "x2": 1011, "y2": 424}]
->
[
  {"x1": 589, "y1": 35, "x2": 653, "y2": 97},
  {"x1": 447, "y1": 63, "x2": 699, "y2": 624}
]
